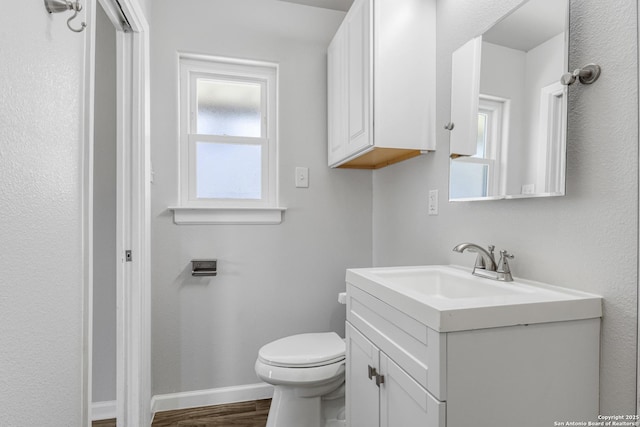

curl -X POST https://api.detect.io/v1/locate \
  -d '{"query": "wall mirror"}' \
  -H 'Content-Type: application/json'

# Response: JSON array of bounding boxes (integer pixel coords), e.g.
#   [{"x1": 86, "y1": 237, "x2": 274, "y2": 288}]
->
[{"x1": 448, "y1": 0, "x2": 568, "y2": 201}]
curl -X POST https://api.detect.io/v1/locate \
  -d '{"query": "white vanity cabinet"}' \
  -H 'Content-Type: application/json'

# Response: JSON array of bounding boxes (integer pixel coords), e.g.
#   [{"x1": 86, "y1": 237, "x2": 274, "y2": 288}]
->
[
  {"x1": 345, "y1": 281, "x2": 601, "y2": 427},
  {"x1": 347, "y1": 323, "x2": 445, "y2": 427},
  {"x1": 327, "y1": 0, "x2": 436, "y2": 169}
]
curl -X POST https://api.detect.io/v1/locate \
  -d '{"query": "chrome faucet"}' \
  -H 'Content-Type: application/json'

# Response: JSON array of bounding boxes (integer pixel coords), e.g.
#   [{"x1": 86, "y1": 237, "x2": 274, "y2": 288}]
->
[{"x1": 452, "y1": 243, "x2": 514, "y2": 282}]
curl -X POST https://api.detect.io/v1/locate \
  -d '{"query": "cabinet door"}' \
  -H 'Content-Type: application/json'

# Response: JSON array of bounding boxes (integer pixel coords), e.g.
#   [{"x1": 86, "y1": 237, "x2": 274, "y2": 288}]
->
[
  {"x1": 379, "y1": 353, "x2": 446, "y2": 427},
  {"x1": 345, "y1": 0, "x2": 372, "y2": 157},
  {"x1": 328, "y1": 0, "x2": 371, "y2": 168},
  {"x1": 328, "y1": 25, "x2": 347, "y2": 166},
  {"x1": 450, "y1": 36, "x2": 482, "y2": 157},
  {"x1": 346, "y1": 323, "x2": 379, "y2": 427},
  {"x1": 374, "y1": 0, "x2": 436, "y2": 151}
]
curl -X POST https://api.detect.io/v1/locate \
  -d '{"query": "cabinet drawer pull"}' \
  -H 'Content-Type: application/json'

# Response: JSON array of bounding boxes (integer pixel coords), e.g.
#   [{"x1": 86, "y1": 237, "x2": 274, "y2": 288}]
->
[
  {"x1": 367, "y1": 365, "x2": 377, "y2": 380},
  {"x1": 376, "y1": 374, "x2": 385, "y2": 387}
]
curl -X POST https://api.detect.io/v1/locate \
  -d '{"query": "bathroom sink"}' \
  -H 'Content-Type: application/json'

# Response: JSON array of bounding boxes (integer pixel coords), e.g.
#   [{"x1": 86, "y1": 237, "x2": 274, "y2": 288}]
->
[
  {"x1": 346, "y1": 265, "x2": 602, "y2": 332},
  {"x1": 369, "y1": 268, "x2": 530, "y2": 299}
]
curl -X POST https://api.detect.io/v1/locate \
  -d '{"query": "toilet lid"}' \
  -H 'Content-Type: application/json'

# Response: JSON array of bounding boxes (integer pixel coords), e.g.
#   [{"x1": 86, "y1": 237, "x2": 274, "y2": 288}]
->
[{"x1": 258, "y1": 332, "x2": 346, "y2": 368}]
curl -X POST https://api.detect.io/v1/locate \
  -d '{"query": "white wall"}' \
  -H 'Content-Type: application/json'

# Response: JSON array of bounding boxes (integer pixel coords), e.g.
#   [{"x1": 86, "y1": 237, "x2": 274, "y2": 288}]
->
[
  {"x1": 480, "y1": 42, "x2": 526, "y2": 194},
  {"x1": 0, "y1": 1, "x2": 88, "y2": 425},
  {"x1": 150, "y1": 0, "x2": 371, "y2": 396},
  {"x1": 373, "y1": 0, "x2": 637, "y2": 414},
  {"x1": 93, "y1": 2, "x2": 117, "y2": 404},
  {"x1": 481, "y1": 34, "x2": 565, "y2": 195},
  {"x1": 139, "y1": 0, "x2": 152, "y2": 23},
  {"x1": 523, "y1": 32, "x2": 565, "y2": 189}
]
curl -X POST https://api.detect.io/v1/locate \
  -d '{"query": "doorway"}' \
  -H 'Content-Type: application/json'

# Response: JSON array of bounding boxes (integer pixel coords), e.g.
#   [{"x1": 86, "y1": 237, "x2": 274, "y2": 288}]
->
[
  {"x1": 92, "y1": 1, "x2": 118, "y2": 422},
  {"x1": 84, "y1": 0, "x2": 151, "y2": 425}
]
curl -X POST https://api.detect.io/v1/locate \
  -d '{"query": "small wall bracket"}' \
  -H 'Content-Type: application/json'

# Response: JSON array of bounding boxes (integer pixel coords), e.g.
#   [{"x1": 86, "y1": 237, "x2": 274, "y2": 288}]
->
[
  {"x1": 561, "y1": 63, "x2": 601, "y2": 86},
  {"x1": 191, "y1": 259, "x2": 217, "y2": 277}
]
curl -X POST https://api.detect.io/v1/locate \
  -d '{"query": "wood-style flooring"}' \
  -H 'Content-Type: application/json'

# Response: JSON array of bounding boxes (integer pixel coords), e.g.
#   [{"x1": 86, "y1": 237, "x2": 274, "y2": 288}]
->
[
  {"x1": 152, "y1": 399, "x2": 270, "y2": 427},
  {"x1": 92, "y1": 399, "x2": 270, "y2": 427}
]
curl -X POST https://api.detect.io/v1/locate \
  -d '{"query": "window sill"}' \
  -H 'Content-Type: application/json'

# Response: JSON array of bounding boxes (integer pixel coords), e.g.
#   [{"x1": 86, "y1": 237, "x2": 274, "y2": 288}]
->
[{"x1": 168, "y1": 206, "x2": 286, "y2": 225}]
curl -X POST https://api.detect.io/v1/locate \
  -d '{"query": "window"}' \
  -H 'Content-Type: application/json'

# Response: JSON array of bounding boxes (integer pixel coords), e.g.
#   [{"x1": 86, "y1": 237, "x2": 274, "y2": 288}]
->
[
  {"x1": 173, "y1": 55, "x2": 284, "y2": 224},
  {"x1": 450, "y1": 95, "x2": 508, "y2": 199}
]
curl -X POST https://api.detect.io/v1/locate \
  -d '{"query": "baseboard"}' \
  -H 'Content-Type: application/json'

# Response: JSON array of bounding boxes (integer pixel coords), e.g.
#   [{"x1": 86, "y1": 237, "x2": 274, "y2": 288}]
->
[
  {"x1": 92, "y1": 400, "x2": 117, "y2": 421},
  {"x1": 151, "y1": 382, "x2": 274, "y2": 414}
]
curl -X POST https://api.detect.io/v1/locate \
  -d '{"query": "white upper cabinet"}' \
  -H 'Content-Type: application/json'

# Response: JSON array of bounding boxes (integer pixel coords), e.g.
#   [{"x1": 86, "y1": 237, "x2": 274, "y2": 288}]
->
[
  {"x1": 328, "y1": 0, "x2": 436, "y2": 169},
  {"x1": 449, "y1": 36, "x2": 482, "y2": 158},
  {"x1": 328, "y1": 0, "x2": 371, "y2": 167}
]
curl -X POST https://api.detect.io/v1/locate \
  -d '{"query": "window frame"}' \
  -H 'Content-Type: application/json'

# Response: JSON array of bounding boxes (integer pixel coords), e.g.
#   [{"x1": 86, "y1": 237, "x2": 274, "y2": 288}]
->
[
  {"x1": 178, "y1": 54, "x2": 279, "y2": 210},
  {"x1": 450, "y1": 94, "x2": 509, "y2": 199}
]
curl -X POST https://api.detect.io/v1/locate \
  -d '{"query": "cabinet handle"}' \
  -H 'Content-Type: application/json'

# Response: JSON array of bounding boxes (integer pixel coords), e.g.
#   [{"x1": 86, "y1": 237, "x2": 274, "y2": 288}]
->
[
  {"x1": 367, "y1": 365, "x2": 377, "y2": 380},
  {"x1": 375, "y1": 373, "x2": 385, "y2": 387}
]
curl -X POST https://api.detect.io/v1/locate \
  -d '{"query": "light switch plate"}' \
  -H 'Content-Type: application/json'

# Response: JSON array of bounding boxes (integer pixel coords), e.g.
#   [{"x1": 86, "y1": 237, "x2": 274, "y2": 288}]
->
[
  {"x1": 428, "y1": 189, "x2": 438, "y2": 215},
  {"x1": 522, "y1": 184, "x2": 535, "y2": 195},
  {"x1": 295, "y1": 167, "x2": 309, "y2": 188}
]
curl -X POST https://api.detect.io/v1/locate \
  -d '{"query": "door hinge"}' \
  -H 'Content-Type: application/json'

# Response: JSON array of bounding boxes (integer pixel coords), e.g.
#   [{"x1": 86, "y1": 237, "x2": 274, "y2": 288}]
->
[
  {"x1": 368, "y1": 365, "x2": 377, "y2": 380},
  {"x1": 125, "y1": 250, "x2": 132, "y2": 262}
]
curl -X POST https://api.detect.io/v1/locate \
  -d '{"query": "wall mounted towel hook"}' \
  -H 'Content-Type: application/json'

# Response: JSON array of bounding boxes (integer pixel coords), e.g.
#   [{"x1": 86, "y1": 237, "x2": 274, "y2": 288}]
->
[
  {"x1": 44, "y1": 0, "x2": 87, "y2": 33},
  {"x1": 560, "y1": 63, "x2": 601, "y2": 86}
]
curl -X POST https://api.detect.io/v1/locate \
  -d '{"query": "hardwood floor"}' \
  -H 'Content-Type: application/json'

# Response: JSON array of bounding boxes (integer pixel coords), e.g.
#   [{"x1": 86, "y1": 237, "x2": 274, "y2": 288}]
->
[
  {"x1": 92, "y1": 419, "x2": 116, "y2": 427},
  {"x1": 91, "y1": 399, "x2": 270, "y2": 427},
  {"x1": 152, "y1": 399, "x2": 270, "y2": 427}
]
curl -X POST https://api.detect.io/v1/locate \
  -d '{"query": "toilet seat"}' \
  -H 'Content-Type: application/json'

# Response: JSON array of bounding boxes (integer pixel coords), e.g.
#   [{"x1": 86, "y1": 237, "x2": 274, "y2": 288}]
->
[
  {"x1": 255, "y1": 358, "x2": 345, "y2": 387},
  {"x1": 258, "y1": 332, "x2": 345, "y2": 368}
]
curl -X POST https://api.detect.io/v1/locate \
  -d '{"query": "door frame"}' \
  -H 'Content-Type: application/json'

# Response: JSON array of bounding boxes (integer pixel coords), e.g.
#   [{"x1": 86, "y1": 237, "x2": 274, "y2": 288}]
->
[{"x1": 83, "y1": 0, "x2": 151, "y2": 424}]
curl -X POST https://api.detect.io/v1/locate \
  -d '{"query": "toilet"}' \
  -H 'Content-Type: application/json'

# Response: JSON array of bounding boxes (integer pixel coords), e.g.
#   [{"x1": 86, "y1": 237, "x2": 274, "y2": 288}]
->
[{"x1": 255, "y1": 332, "x2": 346, "y2": 427}]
